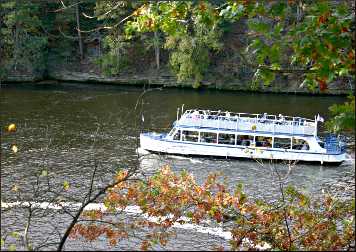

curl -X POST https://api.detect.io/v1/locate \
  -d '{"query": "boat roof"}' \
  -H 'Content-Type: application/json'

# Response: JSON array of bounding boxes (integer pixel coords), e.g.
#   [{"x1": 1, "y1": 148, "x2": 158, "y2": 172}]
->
[{"x1": 175, "y1": 109, "x2": 319, "y2": 137}]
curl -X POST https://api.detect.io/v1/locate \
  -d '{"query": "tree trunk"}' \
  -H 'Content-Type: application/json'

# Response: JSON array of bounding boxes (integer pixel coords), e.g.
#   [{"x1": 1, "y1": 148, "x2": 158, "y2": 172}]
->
[
  {"x1": 75, "y1": 3, "x2": 83, "y2": 61},
  {"x1": 14, "y1": 0, "x2": 20, "y2": 71},
  {"x1": 296, "y1": 0, "x2": 303, "y2": 23},
  {"x1": 154, "y1": 30, "x2": 160, "y2": 70}
]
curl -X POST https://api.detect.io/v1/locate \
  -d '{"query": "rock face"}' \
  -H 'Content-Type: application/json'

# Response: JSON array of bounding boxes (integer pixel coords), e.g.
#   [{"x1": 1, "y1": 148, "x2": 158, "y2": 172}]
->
[
  {"x1": 3, "y1": 67, "x2": 351, "y2": 95},
  {"x1": 1, "y1": 52, "x2": 353, "y2": 95}
]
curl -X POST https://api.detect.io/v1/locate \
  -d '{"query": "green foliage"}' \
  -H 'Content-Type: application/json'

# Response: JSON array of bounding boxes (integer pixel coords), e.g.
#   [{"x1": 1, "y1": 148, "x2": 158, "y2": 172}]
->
[
  {"x1": 124, "y1": 1, "x2": 223, "y2": 87},
  {"x1": 221, "y1": 1, "x2": 354, "y2": 92},
  {"x1": 63, "y1": 180, "x2": 70, "y2": 190},
  {"x1": 1, "y1": 1, "x2": 48, "y2": 74},
  {"x1": 95, "y1": 32, "x2": 130, "y2": 76},
  {"x1": 326, "y1": 95, "x2": 355, "y2": 133}
]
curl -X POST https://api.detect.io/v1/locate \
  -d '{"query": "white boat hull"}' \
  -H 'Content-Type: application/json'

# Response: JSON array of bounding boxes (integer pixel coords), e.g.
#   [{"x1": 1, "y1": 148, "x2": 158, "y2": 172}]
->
[{"x1": 140, "y1": 133, "x2": 346, "y2": 164}]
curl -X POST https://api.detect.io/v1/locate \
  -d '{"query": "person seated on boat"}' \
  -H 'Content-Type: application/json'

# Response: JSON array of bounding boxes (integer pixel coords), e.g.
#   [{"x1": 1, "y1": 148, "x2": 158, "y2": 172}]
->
[
  {"x1": 263, "y1": 137, "x2": 272, "y2": 147},
  {"x1": 191, "y1": 110, "x2": 200, "y2": 120},
  {"x1": 297, "y1": 118, "x2": 303, "y2": 126},
  {"x1": 229, "y1": 136, "x2": 235, "y2": 144},
  {"x1": 225, "y1": 111, "x2": 231, "y2": 120},
  {"x1": 241, "y1": 140, "x2": 250, "y2": 146},
  {"x1": 236, "y1": 136, "x2": 242, "y2": 145},
  {"x1": 203, "y1": 110, "x2": 209, "y2": 119},
  {"x1": 182, "y1": 133, "x2": 186, "y2": 141},
  {"x1": 259, "y1": 113, "x2": 268, "y2": 123},
  {"x1": 277, "y1": 114, "x2": 285, "y2": 125},
  {"x1": 301, "y1": 142, "x2": 309, "y2": 150}
]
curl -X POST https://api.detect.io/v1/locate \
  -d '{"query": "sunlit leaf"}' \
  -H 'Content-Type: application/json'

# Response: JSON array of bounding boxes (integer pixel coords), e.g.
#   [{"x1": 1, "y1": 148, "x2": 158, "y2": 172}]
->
[
  {"x1": 8, "y1": 244, "x2": 16, "y2": 251},
  {"x1": 41, "y1": 170, "x2": 48, "y2": 177},
  {"x1": 63, "y1": 181, "x2": 70, "y2": 191},
  {"x1": 10, "y1": 232, "x2": 19, "y2": 238},
  {"x1": 11, "y1": 145, "x2": 18, "y2": 153},
  {"x1": 11, "y1": 185, "x2": 18, "y2": 192},
  {"x1": 7, "y1": 123, "x2": 16, "y2": 132}
]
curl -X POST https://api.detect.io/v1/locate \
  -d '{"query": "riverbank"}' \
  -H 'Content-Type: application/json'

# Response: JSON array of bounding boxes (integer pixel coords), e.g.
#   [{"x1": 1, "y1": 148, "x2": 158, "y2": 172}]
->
[{"x1": 2, "y1": 66, "x2": 353, "y2": 96}]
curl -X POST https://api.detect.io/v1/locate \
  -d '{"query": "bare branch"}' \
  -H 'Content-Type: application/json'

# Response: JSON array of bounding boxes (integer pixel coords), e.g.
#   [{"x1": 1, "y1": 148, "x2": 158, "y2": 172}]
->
[
  {"x1": 77, "y1": 13, "x2": 134, "y2": 33},
  {"x1": 81, "y1": 2, "x2": 123, "y2": 19},
  {"x1": 51, "y1": 1, "x2": 83, "y2": 13},
  {"x1": 58, "y1": 27, "x2": 79, "y2": 41}
]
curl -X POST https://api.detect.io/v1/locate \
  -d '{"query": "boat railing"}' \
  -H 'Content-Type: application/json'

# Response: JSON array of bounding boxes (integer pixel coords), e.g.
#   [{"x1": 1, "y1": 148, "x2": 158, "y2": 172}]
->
[{"x1": 178, "y1": 110, "x2": 316, "y2": 136}]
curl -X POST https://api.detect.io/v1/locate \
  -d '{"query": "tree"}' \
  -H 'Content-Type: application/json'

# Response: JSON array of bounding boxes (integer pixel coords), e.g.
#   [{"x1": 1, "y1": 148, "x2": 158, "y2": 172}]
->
[
  {"x1": 123, "y1": 0, "x2": 355, "y2": 130},
  {"x1": 219, "y1": 1, "x2": 355, "y2": 91},
  {"x1": 122, "y1": 1, "x2": 354, "y2": 89},
  {"x1": 125, "y1": 1, "x2": 223, "y2": 87},
  {"x1": 69, "y1": 165, "x2": 355, "y2": 250},
  {"x1": 0, "y1": 0, "x2": 48, "y2": 75},
  {"x1": 326, "y1": 94, "x2": 355, "y2": 133}
]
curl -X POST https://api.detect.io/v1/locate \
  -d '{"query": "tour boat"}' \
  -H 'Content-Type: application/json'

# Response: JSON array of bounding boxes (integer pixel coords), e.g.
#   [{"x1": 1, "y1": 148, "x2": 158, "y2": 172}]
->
[{"x1": 139, "y1": 108, "x2": 347, "y2": 165}]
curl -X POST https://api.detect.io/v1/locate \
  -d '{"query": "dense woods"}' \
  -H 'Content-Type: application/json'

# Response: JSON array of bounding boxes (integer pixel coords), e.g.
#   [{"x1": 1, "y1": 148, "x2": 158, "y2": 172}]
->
[{"x1": 1, "y1": 1, "x2": 354, "y2": 89}]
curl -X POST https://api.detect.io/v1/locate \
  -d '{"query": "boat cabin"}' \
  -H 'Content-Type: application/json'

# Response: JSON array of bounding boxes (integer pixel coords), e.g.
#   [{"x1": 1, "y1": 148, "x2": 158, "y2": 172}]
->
[{"x1": 167, "y1": 109, "x2": 327, "y2": 152}]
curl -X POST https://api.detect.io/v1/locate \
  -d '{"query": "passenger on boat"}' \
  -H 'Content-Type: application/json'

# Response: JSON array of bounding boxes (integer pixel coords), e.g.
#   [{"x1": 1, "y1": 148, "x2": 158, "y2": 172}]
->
[
  {"x1": 182, "y1": 133, "x2": 186, "y2": 141},
  {"x1": 225, "y1": 111, "x2": 231, "y2": 119},
  {"x1": 259, "y1": 113, "x2": 268, "y2": 123},
  {"x1": 263, "y1": 137, "x2": 272, "y2": 147},
  {"x1": 229, "y1": 136, "x2": 235, "y2": 144},
  {"x1": 277, "y1": 114, "x2": 285, "y2": 125},
  {"x1": 302, "y1": 143, "x2": 309, "y2": 150},
  {"x1": 191, "y1": 110, "x2": 200, "y2": 120}
]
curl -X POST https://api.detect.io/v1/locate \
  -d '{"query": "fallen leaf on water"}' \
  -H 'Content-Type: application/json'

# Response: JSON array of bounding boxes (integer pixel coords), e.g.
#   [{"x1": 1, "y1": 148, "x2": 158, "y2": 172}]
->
[
  {"x1": 7, "y1": 123, "x2": 16, "y2": 132},
  {"x1": 11, "y1": 145, "x2": 18, "y2": 153},
  {"x1": 11, "y1": 185, "x2": 18, "y2": 192}
]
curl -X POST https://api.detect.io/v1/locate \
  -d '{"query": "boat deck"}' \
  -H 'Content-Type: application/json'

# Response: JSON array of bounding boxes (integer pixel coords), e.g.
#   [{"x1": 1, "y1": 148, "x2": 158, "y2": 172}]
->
[{"x1": 177, "y1": 109, "x2": 317, "y2": 136}]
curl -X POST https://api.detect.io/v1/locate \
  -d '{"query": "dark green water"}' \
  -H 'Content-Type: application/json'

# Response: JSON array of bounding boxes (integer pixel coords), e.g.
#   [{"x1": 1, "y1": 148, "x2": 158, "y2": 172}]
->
[{"x1": 1, "y1": 83, "x2": 353, "y2": 250}]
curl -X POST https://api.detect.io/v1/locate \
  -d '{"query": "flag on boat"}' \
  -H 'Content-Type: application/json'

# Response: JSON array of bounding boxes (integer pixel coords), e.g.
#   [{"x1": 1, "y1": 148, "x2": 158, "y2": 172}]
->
[
  {"x1": 317, "y1": 114, "x2": 324, "y2": 122},
  {"x1": 142, "y1": 114, "x2": 145, "y2": 122}
]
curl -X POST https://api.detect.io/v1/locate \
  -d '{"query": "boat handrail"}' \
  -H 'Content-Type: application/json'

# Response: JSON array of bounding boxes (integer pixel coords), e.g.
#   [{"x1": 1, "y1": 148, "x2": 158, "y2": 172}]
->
[
  {"x1": 182, "y1": 109, "x2": 314, "y2": 123},
  {"x1": 178, "y1": 109, "x2": 317, "y2": 136}
]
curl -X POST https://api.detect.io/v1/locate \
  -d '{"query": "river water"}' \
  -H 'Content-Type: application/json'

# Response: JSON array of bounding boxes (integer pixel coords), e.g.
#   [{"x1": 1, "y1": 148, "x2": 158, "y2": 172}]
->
[{"x1": 1, "y1": 83, "x2": 354, "y2": 250}]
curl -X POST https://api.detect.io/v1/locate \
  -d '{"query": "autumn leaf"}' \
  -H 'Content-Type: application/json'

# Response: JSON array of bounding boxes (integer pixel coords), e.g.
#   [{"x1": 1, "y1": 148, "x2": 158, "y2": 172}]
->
[
  {"x1": 11, "y1": 145, "x2": 18, "y2": 153},
  {"x1": 317, "y1": 78, "x2": 327, "y2": 91},
  {"x1": 11, "y1": 185, "x2": 18, "y2": 192},
  {"x1": 7, "y1": 123, "x2": 16, "y2": 132},
  {"x1": 140, "y1": 240, "x2": 150, "y2": 251}
]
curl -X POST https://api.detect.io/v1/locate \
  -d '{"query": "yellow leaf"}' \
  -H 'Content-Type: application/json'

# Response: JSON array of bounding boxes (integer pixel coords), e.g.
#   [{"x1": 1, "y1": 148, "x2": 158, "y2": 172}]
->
[
  {"x1": 7, "y1": 123, "x2": 16, "y2": 132},
  {"x1": 11, "y1": 145, "x2": 18, "y2": 153},
  {"x1": 63, "y1": 181, "x2": 70, "y2": 190}
]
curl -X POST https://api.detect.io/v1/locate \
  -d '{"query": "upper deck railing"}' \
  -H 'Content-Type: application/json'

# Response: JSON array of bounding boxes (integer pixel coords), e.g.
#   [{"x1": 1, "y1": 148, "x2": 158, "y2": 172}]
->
[{"x1": 176, "y1": 109, "x2": 318, "y2": 136}]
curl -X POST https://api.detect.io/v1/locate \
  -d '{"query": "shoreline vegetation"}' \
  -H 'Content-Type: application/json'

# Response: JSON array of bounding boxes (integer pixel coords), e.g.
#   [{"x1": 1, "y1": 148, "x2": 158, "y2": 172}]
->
[
  {"x1": 1, "y1": 72, "x2": 352, "y2": 96},
  {"x1": 1, "y1": 1, "x2": 354, "y2": 96}
]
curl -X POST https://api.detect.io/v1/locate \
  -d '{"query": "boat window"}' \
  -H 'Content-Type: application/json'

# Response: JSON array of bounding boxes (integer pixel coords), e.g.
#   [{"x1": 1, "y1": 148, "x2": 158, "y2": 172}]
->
[
  {"x1": 200, "y1": 132, "x2": 217, "y2": 143},
  {"x1": 273, "y1": 137, "x2": 291, "y2": 149},
  {"x1": 292, "y1": 138, "x2": 309, "y2": 150},
  {"x1": 218, "y1": 133, "x2": 235, "y2": 145},
  {"x1": 182, "y1": 130, "x2": 199, "y2": 142},
  {"x1": 173, "y1": 130, "x2": 181, "y2": 141},
  {"x1": 236, "y1": 135, "x2": 254, "y2": 146},
  {"x1": 255, "y1": 136, "x2": 272, "y2": 147}
]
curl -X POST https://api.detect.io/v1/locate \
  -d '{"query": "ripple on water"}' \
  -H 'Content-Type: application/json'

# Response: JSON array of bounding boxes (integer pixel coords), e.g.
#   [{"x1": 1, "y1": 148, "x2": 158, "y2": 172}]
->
[{"x1": 1, "y1": 84, "x2": 354, "y2": 250}]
